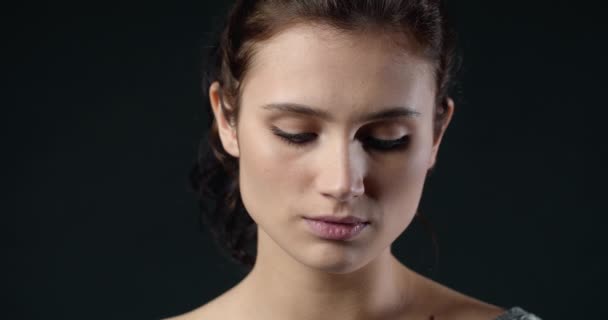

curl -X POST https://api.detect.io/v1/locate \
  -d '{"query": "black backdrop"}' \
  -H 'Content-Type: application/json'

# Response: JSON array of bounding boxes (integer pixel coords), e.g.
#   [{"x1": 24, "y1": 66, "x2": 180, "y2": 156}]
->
[{"x1": 4, "y1": 1, "x2": 606, "y2": 319}]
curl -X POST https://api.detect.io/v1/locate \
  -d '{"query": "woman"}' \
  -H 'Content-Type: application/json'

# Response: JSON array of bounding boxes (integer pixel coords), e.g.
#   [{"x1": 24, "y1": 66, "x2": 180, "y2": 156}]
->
[{"x1": 171, "y1": 0, "x2": 542, "y2": 319}]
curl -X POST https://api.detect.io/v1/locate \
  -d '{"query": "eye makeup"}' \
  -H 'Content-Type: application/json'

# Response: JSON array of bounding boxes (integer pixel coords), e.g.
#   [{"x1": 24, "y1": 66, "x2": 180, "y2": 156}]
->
[{"x1": 269, "y1": 125, "x2": 409, "y2": 152}]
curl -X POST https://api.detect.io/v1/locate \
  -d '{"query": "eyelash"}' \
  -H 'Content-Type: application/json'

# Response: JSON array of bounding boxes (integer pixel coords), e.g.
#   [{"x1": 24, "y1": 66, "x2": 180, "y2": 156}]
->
[{"x1": 270, "y1": 126, "x2": 409, "y2": 152}]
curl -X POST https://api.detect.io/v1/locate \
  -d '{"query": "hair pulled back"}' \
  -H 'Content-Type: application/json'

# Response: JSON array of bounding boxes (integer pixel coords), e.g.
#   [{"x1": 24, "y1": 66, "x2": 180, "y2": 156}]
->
[{"x1": 190, "y1": 0, "x2": 459, "y2": 269}]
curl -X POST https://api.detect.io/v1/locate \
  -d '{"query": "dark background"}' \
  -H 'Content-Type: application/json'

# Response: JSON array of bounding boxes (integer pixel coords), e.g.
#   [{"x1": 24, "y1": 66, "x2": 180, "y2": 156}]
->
[{"x1": 4, "y1": 1, "x2": 606, "y2": 319}]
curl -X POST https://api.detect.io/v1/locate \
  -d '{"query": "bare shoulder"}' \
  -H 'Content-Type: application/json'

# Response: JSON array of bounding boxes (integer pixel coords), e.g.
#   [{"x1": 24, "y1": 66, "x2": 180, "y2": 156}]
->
[
  {"x1": 409, "y1": 273, "x2": 507, "y2": 320},
  {"x1": 162, "y1": 291, "x2": 235, "y2": 320},
  {"x1": 165, "y1": 271, "x2": 506, "y2": 320},
  {"x1": 162, "y1": 302, "x2": 217, "y2": 320}
]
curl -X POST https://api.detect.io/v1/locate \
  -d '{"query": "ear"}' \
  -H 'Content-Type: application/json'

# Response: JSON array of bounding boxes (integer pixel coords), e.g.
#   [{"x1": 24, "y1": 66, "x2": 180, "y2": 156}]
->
[
  {"x1": 428, "y1": 97, "x2": 455, "y2": 170},
  {"x1": 209, "y1": 81, "x2": 240, "y2": 158}
]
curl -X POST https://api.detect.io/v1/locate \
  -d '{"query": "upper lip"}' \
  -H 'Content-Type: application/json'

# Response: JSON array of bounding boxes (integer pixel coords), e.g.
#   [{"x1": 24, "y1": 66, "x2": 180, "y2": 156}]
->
[{"x1": 304, "y1": 215, "x2": 369, "y2": 224}]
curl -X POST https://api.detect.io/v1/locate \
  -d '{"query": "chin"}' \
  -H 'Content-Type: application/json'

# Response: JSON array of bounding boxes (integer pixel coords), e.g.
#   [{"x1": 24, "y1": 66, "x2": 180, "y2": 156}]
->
[{"x1": 292, "y1": 241, "x2": 374, "y2": 274}]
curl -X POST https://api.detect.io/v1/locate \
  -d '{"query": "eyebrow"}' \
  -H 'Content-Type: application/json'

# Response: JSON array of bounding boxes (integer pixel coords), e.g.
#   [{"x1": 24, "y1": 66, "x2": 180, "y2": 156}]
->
[{"x1": 261, "y1": 103, "x2": 421, "y2": 122}]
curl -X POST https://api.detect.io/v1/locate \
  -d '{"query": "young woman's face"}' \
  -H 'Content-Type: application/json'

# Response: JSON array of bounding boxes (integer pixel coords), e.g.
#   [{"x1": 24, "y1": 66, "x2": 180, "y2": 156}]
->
[{"x1": 211, "y1": 24, "x2": 452, "y2": 274}]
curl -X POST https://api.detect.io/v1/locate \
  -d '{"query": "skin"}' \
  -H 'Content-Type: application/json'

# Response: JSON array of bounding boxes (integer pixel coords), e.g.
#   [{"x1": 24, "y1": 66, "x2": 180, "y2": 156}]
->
[{"x1": 168, "y1": 24, "x2": 506, "y2": 320}]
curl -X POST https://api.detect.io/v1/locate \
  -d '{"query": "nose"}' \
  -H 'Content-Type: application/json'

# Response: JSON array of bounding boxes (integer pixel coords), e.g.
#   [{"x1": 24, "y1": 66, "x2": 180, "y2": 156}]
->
[{"x1": 317, "y1": 138, "x2": 366, "y2": 202}]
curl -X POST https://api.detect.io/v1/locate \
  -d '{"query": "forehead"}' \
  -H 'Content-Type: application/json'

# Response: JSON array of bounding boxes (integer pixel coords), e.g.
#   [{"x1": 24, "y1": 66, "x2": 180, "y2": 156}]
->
[{"x1": 240, "y1": 23, "x2": 436, "y2": 118}]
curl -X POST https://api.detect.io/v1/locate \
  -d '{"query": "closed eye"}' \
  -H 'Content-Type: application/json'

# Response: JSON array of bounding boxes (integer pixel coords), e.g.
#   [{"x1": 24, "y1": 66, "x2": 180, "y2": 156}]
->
[{"x1": 270, "y1": 126, "x2": 409, "y2": 152}]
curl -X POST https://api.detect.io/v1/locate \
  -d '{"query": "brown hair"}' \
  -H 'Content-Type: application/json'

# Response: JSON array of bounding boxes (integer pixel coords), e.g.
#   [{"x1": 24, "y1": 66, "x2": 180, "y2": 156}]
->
[{"x1": 190, "y1": 0, "x2": 459, "y2": 269}]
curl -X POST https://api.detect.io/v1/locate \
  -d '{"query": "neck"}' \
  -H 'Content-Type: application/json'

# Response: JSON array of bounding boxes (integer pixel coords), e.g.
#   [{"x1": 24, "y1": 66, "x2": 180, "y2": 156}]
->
[{"x1": 235, "y1": 229, "x2": 417, "y2": 320}]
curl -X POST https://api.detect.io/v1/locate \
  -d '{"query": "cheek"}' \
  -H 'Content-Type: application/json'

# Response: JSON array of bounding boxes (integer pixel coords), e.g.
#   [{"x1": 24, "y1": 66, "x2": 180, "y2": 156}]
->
[
  {"x1": 236, "y1": 122, "x2": 304, "y2": 224},
  {"x1": 372, "y1": 135, "x2": 433, "y2": 229}
]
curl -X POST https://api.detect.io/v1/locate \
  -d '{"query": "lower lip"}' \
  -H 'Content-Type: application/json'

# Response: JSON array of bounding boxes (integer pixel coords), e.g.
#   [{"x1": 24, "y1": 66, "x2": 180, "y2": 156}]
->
[{"x1": 303, "y1": 218, "x2": 369, "y2": 241}]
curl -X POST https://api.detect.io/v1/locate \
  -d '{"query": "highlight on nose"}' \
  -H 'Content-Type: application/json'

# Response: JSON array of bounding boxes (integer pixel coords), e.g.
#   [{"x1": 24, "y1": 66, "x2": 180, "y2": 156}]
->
[{"x1": 318, "y1": 142, "x2": 366, "y2": 202}]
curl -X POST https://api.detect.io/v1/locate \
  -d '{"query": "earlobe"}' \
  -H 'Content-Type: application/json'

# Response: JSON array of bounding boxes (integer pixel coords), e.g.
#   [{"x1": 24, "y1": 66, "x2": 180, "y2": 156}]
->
[
  {"x1": 209, "y1": 81, "x2": 240, "y2": 158},
  {"x1": 428, "y1": 97, "x2": 455, "y2": 170}
]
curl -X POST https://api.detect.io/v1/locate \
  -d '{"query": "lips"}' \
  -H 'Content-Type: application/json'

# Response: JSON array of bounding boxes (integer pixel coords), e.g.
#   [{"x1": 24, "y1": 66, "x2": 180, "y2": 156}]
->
[
  {"x1": 302, "y1": 215, "x2": 370, "y2": 240},
  {"x1": 304, "y1": 215, "x2": 369, "y2": 225}
]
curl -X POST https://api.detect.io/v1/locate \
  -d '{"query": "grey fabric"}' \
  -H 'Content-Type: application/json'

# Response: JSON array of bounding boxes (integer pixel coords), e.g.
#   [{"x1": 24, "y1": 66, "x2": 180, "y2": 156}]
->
[{"x1": 495, "y1": 307, "x2": 542, "y2": 320}]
